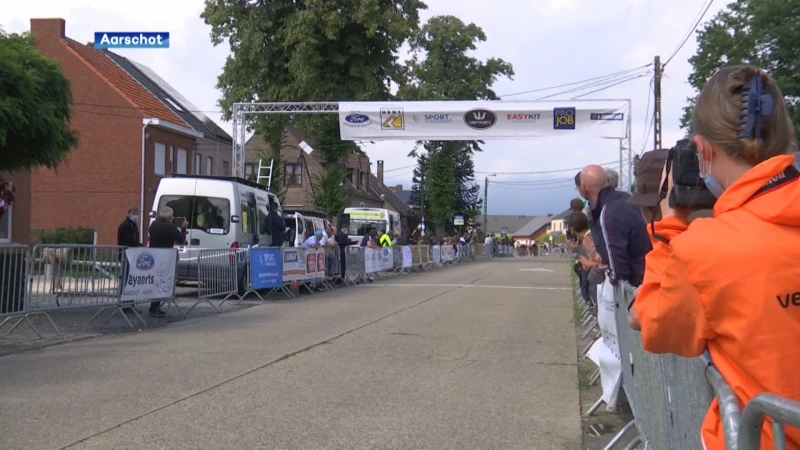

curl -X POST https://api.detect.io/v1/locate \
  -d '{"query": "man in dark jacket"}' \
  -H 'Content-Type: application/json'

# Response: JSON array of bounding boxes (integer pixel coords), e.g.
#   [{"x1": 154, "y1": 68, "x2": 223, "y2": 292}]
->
[
  {"x1": 579, "y1": 165, "x2": 651, "y2": 287},
  {"x1": 117, "y1": 206, "x2": 142, "y2": 302},
  {"x1": 335, "y1": 224, "x2": 357, "y2": 282},
  {"x1": 270, "y1": 203, "x2": 285, "y2": 247},
  {"x1": 147, "y1": 206, "x2": 187, "y2": 318}
]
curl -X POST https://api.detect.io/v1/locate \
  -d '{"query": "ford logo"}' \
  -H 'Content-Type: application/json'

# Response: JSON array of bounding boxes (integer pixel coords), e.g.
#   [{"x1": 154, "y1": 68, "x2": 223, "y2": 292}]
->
[
  {"x1": 344, "y1": 113, "x2": 370, "y2": 126},
  {"x1": 464, "y1": 109, "x2": 497, "y2": 130},
  {"x1": 136, "y1": 253, "x2": 155, "y2": 271}
]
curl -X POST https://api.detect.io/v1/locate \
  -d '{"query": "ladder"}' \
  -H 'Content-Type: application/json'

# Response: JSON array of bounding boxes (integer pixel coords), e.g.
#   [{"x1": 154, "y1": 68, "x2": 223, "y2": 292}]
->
[{"x1": 256, "y1": 159, "x2": 274, "y2": 190}]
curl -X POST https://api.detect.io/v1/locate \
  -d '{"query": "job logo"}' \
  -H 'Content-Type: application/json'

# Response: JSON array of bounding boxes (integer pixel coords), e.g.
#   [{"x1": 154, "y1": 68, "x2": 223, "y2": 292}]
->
[
  {"x1": 136, "y1": 253, "x2": 155, "y2": 271},
  {"x1": 464, "y1": 109, "x2": 496, "y2": 130},
  {"x1": 553, "y1": 107, "x2": 576, "y2": 130}
]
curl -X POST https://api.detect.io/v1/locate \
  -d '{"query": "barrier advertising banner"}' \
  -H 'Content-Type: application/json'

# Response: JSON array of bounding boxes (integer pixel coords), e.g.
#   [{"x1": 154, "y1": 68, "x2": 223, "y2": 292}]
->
[
  {"x1": 587, "y1": 278, "x2": 622, "y2": 410},
  {"x1": 338, "y1": 100, "x2": 628, "y2": 141},
  {"x1": 402, "y1": 246, "x2": 412, "y2": 268},
  {"x1": 379, "y1": 247, "x2": 393, "y2": 271},
  {"x1": 121, "y1": 248, "x2": 177, "y2": 303},
  {"x1": 431, "y1": 245, "x2": 441, "y2": 262},
  {"x1": 282, "y1": 248, "x2": 305, "y2": 282},
  {"x1": 250, "y1": 248, "x2": 283, "y2": 289},
  {"x1": 364, "y1": 247, "x2": 380, "y2": 274},
  {"x1": 441, "y1": 246, "x2": 455, "y2": 262}
]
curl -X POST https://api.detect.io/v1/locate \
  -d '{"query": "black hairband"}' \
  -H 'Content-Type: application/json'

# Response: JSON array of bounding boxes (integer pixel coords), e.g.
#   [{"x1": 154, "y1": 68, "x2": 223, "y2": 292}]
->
[{"x1": 738, "y1": 75, "x2": 774, "y2": 140}]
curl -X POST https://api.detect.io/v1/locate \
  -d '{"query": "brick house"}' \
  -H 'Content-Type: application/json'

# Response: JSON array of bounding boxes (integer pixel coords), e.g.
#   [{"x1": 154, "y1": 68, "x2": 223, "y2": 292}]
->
[
  {"x1": 1, "y1": 18, "x2": 231, "y2": 245},
  {"x1": 244, "y1": 129, "x2": 409, "y2": 222}
]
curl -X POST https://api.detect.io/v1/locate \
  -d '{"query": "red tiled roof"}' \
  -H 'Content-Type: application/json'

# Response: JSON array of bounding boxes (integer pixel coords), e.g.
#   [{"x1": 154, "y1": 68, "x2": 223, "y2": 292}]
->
[{"x1": 62, "y1": 38, "x2": 187, "y2": 127}]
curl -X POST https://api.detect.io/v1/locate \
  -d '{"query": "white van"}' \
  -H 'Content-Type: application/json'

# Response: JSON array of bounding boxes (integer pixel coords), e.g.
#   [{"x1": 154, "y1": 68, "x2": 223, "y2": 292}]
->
[
  {"x1": 284, "y1": 213, "x2": 333, "y2": 247},
  {"x1": 150, "y1": 175, "x2": 283, "y2": 282},
  {"x1": 343, "y1": 207, "x2": 401, "y2": 244}
]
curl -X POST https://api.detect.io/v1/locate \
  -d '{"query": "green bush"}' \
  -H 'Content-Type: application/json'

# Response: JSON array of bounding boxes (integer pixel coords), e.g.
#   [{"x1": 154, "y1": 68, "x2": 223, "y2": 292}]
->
[{"x1": 31, "y1": 227, "x2": 95, "y2": 245}]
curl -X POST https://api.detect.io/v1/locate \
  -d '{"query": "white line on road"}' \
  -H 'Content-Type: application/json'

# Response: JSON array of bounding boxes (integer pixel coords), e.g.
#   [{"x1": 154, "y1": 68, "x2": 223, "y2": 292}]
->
[
  {"x1": 519, "y1": 268, "x2": 554, "y2": 272},
  {"x1": 362, "y1": 283, "x2": 572, "y2": 291}
]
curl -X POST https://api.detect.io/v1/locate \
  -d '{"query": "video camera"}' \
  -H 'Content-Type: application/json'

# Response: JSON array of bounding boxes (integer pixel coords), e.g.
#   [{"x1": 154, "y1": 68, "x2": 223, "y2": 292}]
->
[{"x1": 667, "y1": 138, "x2": 717, "y2": 210}]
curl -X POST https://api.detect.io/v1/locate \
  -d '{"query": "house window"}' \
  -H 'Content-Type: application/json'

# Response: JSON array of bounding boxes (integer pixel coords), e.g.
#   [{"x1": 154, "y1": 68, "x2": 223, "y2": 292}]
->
[
  {"x1": 206, "y1": 157, "x2": 213, "y2": 175},
  {"x1": 176, "y1": 148, "x2": 188, "y2": 174},
  {"x1": 222, "y1": 161, "x2": 230, "y2": 176},
  {"x1": 244, "y1": 163, "x2": 255, "y2": 178},
  {"x1": 347, "y1": 168, "x2": 354, "y2": 184},
  {"x1": 154, "y1": 143, "x2": 166, "y2": 176},
  {"x1": 194, "y1": 154, "x2": 202, "y2": 174},
  {"x1": 284, "y1": 163, "x2": 302, "y2": 186},
  {"x1": 0, "y1": 205, "x2": 10, "y2": 242}
]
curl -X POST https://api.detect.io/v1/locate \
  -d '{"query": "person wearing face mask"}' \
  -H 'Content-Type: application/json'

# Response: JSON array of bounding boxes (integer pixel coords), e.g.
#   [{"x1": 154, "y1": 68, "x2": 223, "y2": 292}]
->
[
  {"x1": 633, "y1": 65, "x2": 800, "y2": 450},
  {"x1": 117, "y1": 206, "x2": 143, "y2": 307},
  {"x1": 335, "y1": 224, "x2": 357, "y2": 283}
]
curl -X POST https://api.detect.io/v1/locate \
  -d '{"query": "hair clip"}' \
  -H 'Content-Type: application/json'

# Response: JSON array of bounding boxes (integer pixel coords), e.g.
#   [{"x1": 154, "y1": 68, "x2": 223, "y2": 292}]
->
[{"x1": 738, "y1": 75, "x2": 775, "y2": 140}]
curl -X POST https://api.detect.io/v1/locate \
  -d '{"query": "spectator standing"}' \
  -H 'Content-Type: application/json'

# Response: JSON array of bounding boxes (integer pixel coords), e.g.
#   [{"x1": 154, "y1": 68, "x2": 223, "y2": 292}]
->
[
  {"x1": 579, "y1": 165, "x2": 651, "y2": 286},
  {"x1": 360, "y1": 229, "x2": 378, "y2": 248},
  {"x1": 148, "y1": 206, "x2": 187, "y2": 318},
  {"x1": 605, "y1": 168, "x2": 620, "y2": 190},
  {"x1": 117, "y1": 206, "x2": 142, "y2": 305},
  {"x1": 379, "y1": 230, "x2": 393, "y2": 247},
  {"x1": 335, "y1": 224, "x2": 357, "y2": 282},
  {"x1": 302, "y1": 230, "x2": 322, "y2": 249},
  {"x1": 270, "y1": 203, "x2": 285, "y2": 247},
  {"x1": 634, "y1": 65, "x2": 800, "y2": 450}
]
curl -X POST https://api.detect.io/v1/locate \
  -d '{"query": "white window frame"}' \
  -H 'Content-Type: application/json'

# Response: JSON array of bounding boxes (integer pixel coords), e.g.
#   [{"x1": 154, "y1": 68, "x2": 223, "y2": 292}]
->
[
  {"x1": 0, "y1": 205, "x2": 12, "y2": 243},
  {"x1": 206, "y1": 156, "x2": 213, "y2": 176},
  {"x1": 176, "y1": 148, "x2": 188, "y2": 174},
  {"x1": 154, "y1": 143, "x2": 166, "y2": 176}
]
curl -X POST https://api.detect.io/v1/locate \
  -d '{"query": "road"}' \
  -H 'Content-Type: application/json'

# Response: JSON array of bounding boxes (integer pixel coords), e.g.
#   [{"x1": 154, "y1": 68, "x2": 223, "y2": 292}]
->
[{"x1": 0, "y1": 258, "x2": 581, "y2": 450}]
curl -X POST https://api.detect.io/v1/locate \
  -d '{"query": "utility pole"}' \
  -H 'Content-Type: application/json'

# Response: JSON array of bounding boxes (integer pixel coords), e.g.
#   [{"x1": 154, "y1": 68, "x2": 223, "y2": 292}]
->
[
  {"x1": 653, "y1": 55, "x2": 663, "y2": 150},
  {"x1": 483, "y1": 174, "x2": 496, "y2": 234}
]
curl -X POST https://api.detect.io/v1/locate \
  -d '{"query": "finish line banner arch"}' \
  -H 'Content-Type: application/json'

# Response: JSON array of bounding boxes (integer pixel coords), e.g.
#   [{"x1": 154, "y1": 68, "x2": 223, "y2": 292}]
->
[{"x1": 337, "y1": 100, "x2": 629, "y2": 141}]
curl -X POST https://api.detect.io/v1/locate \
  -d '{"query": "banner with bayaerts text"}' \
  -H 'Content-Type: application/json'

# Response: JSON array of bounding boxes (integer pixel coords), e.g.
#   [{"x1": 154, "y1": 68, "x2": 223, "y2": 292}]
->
[{"x1": 338, "y1": 101, "x2": 628, "y2": 141}]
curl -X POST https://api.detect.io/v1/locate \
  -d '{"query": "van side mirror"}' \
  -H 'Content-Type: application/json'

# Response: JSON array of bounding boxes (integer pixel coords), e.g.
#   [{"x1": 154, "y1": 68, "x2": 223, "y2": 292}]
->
[
  {"x1": 149, "y1": 211, "x2": 156, "y2": 218},
  {"x1": 231, "y1": 215, "x2": 241, "y2": 223}
]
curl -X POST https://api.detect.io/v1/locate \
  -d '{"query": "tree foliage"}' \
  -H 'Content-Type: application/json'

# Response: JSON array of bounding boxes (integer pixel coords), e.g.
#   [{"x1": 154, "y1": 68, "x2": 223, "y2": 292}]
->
[
  {"x1": 0, "y1": 31, "x2": 78, "y2": 172},
  {"x1": 400, "y1": 16, "x2": 513, "y2": 234},
  {"x1": 202, "y1": 0, "x2": 427, "y2": 214},
  {"x1": 682, "y1": 0, "x2": 800, "y2": 138}
]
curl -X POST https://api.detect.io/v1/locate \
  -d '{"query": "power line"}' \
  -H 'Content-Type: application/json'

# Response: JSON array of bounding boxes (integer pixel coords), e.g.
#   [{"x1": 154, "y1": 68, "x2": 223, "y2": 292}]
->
[
  {"x1": 570, "y1": 74, "x2": 649, "y2": 99},
  {"x1": 535, "y1": 69, "x2": 651, "y2": 100},
  {"x1": 499, "y1": 65, "x2": 651, "y2": 98},
  {"x1": 663, "y1": 0, "x2": 715, "y2": 67},
  {"x1": 639, "y1": 78, "x2": 655, "y2": 155},
  {"x1": 475, "y1": 159, "x2": 620, "y2": 175}
]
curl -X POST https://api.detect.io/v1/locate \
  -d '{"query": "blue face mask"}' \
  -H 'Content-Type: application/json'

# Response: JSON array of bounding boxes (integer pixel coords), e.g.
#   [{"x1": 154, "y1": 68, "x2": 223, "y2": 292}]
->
[
  {"x1": 130, "y1": 215, "x2": 138, "y2": 223},
  {"x1": 699, "y1": 152, "x2": 725, "y2": 198}
]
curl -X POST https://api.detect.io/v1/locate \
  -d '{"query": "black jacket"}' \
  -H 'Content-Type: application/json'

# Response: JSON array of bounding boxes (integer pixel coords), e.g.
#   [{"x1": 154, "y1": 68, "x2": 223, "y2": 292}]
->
[
  {"x1": 148, "y1": 218, "x2": 186, "y2": 248},
  {"x1": 117, "y1": 218, "x2": 142, "y2": 247},
  {"x1": 271, "y1": 213, "x2": 286, "y2": 247},
  {"x1": 588, "y1": 186, "x2": 652, "y2": 286},
  {"x1": 335, "y1": 230, "x2": 356, "y2": 251}
]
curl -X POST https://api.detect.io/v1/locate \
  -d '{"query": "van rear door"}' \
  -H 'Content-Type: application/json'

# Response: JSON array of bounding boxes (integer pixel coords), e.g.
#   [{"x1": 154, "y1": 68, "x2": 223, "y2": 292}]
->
[{"x1": 294, "y1": 213, "x2": 306, "y2": 247}]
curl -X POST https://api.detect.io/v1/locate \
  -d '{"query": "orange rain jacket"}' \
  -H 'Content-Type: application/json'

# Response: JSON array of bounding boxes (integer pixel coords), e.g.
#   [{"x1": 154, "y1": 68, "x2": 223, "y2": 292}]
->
[{"x1": 635, "y1": 154, "x2": 800, "y2": 450}]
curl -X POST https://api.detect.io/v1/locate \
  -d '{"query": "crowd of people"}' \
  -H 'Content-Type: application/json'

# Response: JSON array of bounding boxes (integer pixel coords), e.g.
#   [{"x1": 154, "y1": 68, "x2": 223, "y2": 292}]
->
[{"x1": 565, "y1": 65, "x2": 800, "y2": 449}]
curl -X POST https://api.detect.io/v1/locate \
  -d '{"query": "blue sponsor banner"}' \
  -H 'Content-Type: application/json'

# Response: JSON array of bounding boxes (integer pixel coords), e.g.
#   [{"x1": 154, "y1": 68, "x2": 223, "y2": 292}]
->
[
  {"x1": 249, "y1": 248, "x2": 283, "y2": 289},
  {"x1": 94, "y1": 32, "x2": 170, "y2": 49}
]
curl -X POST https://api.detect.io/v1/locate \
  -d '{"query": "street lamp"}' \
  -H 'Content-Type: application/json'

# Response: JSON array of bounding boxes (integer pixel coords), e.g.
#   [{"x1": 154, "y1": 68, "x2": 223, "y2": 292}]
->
[{"x1": 483, "y1": 173, "x2": 497, "y2": 234}]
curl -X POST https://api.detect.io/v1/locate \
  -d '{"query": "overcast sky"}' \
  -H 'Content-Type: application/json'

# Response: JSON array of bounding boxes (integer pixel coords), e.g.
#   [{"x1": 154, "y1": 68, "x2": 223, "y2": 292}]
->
[{"x1": 3, "y1": 0, "x2": 725, "y2": 216}]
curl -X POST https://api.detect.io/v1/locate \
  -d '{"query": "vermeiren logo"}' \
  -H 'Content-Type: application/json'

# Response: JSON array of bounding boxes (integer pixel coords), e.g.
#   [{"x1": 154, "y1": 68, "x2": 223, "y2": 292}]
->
[
  {"x1": 94, "y1": 32, "x2": 170, "y2": 49},
  {"x1": 590, "y1": 113, "x2": 624, "y2": 121},
  {"x1": 136, "y1": 252, "x2": 155, "y2": 270},
  {"x1": 464, "y1": 109, "x2": 497, "y2": 129},
  {"x1": 343, "y1": 113, "x2": 371, "y2": 128},
  {"x1": 553, "y1": 107, "x2": 576, "y2": 130},
  {"x1": 423, "y1": 113, "x2": 452, "y2": 123},
  {"x1": 507, "y1": 113, "x2": 541, "y2": 122}
]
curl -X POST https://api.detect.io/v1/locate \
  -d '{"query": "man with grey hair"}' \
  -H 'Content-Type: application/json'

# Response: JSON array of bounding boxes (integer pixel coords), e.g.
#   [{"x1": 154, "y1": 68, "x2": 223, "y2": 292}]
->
[
  {"x1": 147, "y1": 206, "x2": 187, "y2": 318},
  {"x1": 604, "y1": 168, "x2": 619, "y2": 190}
]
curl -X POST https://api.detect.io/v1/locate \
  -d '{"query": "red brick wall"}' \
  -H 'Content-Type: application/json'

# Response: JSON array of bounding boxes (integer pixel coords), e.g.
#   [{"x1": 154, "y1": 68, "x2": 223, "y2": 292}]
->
[{"x1": 28, "y1": 19, "x2": 195, "y2": 245}]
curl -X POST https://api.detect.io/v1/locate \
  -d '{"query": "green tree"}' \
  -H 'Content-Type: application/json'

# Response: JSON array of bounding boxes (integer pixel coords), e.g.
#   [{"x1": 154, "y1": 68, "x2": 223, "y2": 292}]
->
[
  {"x1": 202, "y1": 0, "x2": 427, "y2": 216},
  {"x1": 399, "y1": 16, "x2": 513, "y2": 235},
  {"x1": 0, "y1": 31, "x2": 78, "y2": 172},
  {"x1": 681, "y1": 0, "x2": 800, "y2": 138}
]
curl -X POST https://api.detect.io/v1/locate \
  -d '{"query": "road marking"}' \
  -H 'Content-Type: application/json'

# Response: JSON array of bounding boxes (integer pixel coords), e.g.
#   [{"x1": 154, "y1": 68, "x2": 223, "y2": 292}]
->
[
  {"x1": 520, "y1": 268, "x2": 554, "y2": 272},
  {"x1": 362, "y1": 283, "x2": 571, "y2": 291}
]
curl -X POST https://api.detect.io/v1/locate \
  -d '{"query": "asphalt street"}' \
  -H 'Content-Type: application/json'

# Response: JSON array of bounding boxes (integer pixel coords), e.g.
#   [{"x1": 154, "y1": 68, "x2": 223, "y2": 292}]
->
[{"x1": 0, "y1": 258, "x2": 581, "y2": 450}]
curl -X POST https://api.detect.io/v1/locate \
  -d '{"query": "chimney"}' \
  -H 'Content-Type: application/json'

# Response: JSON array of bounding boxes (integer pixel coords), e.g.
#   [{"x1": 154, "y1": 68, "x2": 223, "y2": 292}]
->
[
  {"x1": 377, "y1": 160, "x2": 384, "y2": 186},
  {"x1": 389, "y1": 185, "x2": 403, "y2": 192},
  {"x1": 30, "y1": 18, "x2": 66, "y2": 41}
]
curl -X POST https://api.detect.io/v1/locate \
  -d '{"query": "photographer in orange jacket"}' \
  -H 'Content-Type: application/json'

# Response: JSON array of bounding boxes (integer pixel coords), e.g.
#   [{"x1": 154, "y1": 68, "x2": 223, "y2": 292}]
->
[{"x1": 632, "y1": 65, "x2": 800, "y2": 449}]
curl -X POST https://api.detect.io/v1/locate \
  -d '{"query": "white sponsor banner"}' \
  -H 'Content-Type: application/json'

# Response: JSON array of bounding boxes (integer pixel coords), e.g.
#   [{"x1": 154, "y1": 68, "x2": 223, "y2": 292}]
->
[
  {"x1": 587, "y1": 278, "x2": 622, "y2": 410},
  {"x1": 121, "y1": 248, "x2": 177, "y2": 303},
  {"x1": 441, "y1": 245, "x2": 455, "y2": 262},
  {"x1": 282, "y1": 248, "x2": 305, "y2": 282},
  {"x1": 338, "y1": 100, "x2": 628, "y2": 141},
  {"x1": 364, "y1": 247, "x2": 381, "y2": 274},
  {"x1": 378, "y1": 247, "x2": 393, "y2": 271},
  {"x1": 402, "y1": 246, "x2": 412, "y2": 268},
  {"x1": 431, "y1": 245, "x2": 441, "y2": 262}
]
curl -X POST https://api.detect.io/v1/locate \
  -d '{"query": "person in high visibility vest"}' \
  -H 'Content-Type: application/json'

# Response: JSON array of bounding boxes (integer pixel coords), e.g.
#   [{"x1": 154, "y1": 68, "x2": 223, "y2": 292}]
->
[{"x1": 379, "y1": 230, "x2": 392, "y2": 247}]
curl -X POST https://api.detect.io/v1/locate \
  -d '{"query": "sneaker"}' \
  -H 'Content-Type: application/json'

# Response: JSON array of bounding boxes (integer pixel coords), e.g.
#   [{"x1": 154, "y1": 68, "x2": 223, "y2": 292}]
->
[{"x1": 148, "y1": 309, "x2": 166, "y2": 318}]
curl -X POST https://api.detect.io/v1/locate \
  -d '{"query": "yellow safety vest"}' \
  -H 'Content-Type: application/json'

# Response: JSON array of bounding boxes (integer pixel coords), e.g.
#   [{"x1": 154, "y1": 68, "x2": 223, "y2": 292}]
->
[{"x1": 379, "y1": 234, "x2": 392, "y2": 247}]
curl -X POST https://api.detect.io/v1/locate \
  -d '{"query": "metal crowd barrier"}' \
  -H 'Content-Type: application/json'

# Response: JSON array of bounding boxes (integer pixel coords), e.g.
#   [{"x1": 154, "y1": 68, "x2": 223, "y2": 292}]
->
[
  {"x1": 196, "y1": 248, "x2": 243, "y2": 314},
  {"x1": 575, "y1": 275, "x2": 800, "y2": 450}
]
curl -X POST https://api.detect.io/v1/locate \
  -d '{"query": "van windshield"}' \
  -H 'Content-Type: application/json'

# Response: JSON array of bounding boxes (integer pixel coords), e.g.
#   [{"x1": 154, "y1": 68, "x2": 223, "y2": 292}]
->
[
  {"x1": 351, "y1": 219, "x2": 386, "y2": 236},
  {"x1": 157, "y1": 195, "x2": 231, "y2": 234}
]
